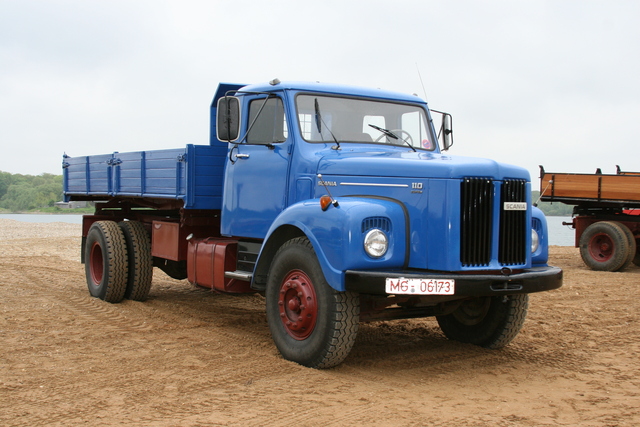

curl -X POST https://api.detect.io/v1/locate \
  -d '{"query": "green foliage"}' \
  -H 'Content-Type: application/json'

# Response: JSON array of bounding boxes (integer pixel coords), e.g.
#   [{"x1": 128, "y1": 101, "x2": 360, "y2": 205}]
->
[
  {"x1": 35, "y1": 206, "x2": 94, "y2": 214},
  {"x1": 0, "y1": 172, "x2": 64, "y2": 212},
  {"x1": 532, "y1": 190, "x2": 574, "y2": 216}
]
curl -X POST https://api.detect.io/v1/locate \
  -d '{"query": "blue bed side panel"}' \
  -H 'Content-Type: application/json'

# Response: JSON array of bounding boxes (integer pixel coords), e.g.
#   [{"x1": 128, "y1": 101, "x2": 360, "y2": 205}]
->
[
  {"x1": 63, "y1": 144, "x2": 227, "y2": 210},
  {"x1": 63, "y1": 153, "x2": 114, "y2": 196}
]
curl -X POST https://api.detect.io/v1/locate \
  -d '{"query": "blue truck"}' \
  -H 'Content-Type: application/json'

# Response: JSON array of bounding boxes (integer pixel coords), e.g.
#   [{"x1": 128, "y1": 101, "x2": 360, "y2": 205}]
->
[{"x1": 63, "y1": 80, "x2": 562, "y2": 368}]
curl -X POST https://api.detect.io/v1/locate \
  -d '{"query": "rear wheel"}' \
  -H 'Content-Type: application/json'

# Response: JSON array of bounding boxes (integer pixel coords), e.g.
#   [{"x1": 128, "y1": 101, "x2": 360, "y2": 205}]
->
[
  {"x1": 118, "y1": 221, "x2": 153, "y2": 301},
  {"x1": 85, "y1": 221, "x2": 128, "y2": 303},
  {"x1": 579, "y1": 221, "x2": 630, "y2": 271},
  {"x1": 633, "y1": 244, "x2": 640, "y2": 267},
  {"x1": 266, "y1": 237, "x2": 359, "y2": 368},
  {"x1": 436, "y1": 294, "x2": 528, "y2": 349},
  {"x1": 613, "y1": 221, "x2": 636, "y2": 271}
]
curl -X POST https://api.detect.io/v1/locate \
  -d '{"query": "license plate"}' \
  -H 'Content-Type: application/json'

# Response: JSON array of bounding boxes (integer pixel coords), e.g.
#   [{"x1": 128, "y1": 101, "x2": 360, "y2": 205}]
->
[{"x1": 385, "y1": 278, "x2": 455, "y2": 295}]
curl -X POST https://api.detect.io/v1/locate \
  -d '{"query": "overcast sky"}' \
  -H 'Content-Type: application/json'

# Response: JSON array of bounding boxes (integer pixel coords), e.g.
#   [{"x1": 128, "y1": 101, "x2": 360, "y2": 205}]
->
[{"x1": 1, "y1": 0, "x2": 639, "y2": 186}]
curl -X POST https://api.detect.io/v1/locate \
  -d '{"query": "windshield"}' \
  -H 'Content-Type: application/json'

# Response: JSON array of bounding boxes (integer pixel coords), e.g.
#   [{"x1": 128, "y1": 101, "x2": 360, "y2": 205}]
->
[{"x1": 296, "y1": 94, "x2": 436, "y2": 151}]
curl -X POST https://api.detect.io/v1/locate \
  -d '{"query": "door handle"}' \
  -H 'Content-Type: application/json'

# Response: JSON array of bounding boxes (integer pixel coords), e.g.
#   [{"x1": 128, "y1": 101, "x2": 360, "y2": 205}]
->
[{"x1": 229, "y1": 145, "x2": 250, "y2": 164}]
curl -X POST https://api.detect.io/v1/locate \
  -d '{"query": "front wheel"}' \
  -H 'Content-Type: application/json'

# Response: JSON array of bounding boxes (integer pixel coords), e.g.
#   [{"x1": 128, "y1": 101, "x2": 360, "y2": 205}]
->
[
  {"x1": 436, "y1": 294, "x2": 529, "y2": 349},
  {"x1": 265, "y1": 237, "x2": 359, "y2": 368}
]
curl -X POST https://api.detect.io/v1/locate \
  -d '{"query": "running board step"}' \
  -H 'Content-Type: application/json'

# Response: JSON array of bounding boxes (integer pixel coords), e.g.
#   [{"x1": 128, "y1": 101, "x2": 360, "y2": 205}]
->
[{"x1": 224, "y1": 270, "x2": 253, "y2": 281}]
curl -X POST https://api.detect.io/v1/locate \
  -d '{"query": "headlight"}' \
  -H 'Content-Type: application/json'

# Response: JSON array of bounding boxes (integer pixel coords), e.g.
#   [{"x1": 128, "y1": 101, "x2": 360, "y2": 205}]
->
[
  {"x1": 531, "y1": 229, "x2": 540, "y2": 253},
  {"x1": 364, "y1": 229, "x2": 388, "y2": 258}
]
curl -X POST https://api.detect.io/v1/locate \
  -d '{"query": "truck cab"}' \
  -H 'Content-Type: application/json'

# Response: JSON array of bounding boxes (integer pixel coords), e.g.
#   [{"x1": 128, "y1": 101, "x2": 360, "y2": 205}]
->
[{"x1": 216, "y1": 81, "x2": 558, "y2": 286}]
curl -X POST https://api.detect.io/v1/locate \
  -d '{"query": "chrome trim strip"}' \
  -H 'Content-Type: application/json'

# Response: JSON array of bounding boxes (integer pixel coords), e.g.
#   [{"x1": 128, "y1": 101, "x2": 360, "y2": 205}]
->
[{"x1": 340, "y1": 182, "x2": 409, "y2": 188}]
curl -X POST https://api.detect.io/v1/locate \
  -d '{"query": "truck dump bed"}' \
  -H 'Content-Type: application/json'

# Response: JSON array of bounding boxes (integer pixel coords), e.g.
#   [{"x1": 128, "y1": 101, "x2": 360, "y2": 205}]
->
[
  {"x1": 539, "y1": 166, "x2": 640, "y2": 207},
  {"x1": 63, "y1": 144, "x2": 227, "y2": 210}
]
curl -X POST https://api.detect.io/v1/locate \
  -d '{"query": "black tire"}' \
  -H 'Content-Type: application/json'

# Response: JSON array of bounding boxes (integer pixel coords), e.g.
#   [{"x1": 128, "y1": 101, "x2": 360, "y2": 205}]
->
[
  {"x1": 633, "y1": 242, "x2": 640, "y2": 267},
  {"x1": 85, "y1": 221, "x2": 128, "y2": 303},
  {"x1": 118, "y1": 221, "x2": 153, "y2": 301},
  {"x1": 265, "y1": 237, "x2": 359, "y2": 368},
  {"x1": 579, "y1": 221, "x2": 630, "y2": 271},
  {"x1": 612, "y1": 221, "x2": 636, "y2": 271},
  {"x1": 436, "y1": 294, "x2": 529, "y2": 349}
]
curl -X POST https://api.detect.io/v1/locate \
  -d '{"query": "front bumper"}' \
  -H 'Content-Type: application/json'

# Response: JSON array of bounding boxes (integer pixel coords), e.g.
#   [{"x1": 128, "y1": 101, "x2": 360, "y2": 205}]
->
[{"x1": 345, "y1": 266, "x2": 562, "y2": 296}]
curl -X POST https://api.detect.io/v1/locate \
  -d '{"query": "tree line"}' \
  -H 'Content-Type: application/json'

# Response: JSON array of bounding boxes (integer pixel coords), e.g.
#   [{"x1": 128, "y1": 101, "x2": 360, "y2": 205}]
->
[
  {"x1": 0, "y1": 171, "x2": 63, "y2": 212},
  {"x1": 0, "y1": 170, "x2": 574, "y2": 216},
  {"x1": 532, "y1": 190, "x2": 574, "y2": 216}
]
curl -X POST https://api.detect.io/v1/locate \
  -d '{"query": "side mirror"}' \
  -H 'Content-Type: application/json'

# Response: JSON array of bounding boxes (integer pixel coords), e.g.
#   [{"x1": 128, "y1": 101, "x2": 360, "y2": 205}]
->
[
  {"x1": 217, "y1": 96, "x2": 241, "y2": 142},
  {"x1": 442, "y1": 113, "x2": 453, "y2": 151}
]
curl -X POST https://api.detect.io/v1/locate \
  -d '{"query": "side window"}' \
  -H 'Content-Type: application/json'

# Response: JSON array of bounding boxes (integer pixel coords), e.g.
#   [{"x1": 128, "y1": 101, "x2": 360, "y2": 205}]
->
[{"x1": 247, "y1": 97, "x2": 288, "y2": 144}]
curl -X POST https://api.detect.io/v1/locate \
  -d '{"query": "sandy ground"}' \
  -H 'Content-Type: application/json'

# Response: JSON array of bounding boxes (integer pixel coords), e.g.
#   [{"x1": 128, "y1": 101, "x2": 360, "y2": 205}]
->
[{"x1": 0, "y1": 218, "x2": 638, "y2": 427}]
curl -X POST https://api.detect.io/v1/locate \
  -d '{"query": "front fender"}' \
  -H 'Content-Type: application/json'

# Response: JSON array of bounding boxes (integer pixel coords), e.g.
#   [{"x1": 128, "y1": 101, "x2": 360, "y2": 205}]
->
[
  {"x1": 532, "y1": 206, "x2": 550, "y2": 266},
  {"x1": 255, "y1": 197, "x2": 408, "y2": 291}
]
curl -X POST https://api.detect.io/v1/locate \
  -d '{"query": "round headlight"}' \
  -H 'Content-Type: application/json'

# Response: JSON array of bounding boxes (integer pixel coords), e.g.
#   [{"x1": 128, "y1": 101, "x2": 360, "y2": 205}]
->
[
  {"x1": 364, "y1": 229, "x2": 388, "y2": 258},
  {"x1": 531, "y1": 229, "x2": 540, "y2": 253}
]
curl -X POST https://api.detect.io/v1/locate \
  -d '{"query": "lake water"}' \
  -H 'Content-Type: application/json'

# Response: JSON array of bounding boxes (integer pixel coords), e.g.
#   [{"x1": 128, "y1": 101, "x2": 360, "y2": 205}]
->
[
  {"x1": 0, "y1": 213, "x2": 577, "y2": 246},
  {"x1": 546, "y1": 215, "x2": 575, "y2": 247}
]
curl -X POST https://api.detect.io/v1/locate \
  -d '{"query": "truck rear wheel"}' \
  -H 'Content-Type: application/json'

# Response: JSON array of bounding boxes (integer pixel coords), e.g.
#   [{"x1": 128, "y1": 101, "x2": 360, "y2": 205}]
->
[
  {"x1": 436, "y1": 294, "x2": 528, "y2": 349},
  {"x1": 118, "y1": 221, "x2": 153, "y2": 301},
  {"x1": 579, "y1": 221, "x2": 631, "y2": 271},
  {"x1": 85, "y1": 221, "x2": 128, "y2": 303},
  {"x1": 266, "y1": 237, "x2": 359, "y2": 368}
]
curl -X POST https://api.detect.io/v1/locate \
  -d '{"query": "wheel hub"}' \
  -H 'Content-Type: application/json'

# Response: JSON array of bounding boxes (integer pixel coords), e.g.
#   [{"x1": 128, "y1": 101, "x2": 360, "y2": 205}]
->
[
  {"x1": 278, "y1": 270, "x2": 317, "y2": 340},
  {"x1": 589, "y1": 233, "x2": 614, "y2": 261},
  {"x1": 89, "y1": 241, "x2": 104, "y2": 286},
  {"x1": 452, "y1": 297, "x2": 491, "y2": 326}
]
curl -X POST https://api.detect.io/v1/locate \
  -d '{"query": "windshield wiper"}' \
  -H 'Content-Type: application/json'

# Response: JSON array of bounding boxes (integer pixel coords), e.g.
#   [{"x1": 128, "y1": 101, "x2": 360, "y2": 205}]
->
[
  {"x1": 368, "y1": 124, "x2": 398, "y2": 140},
  {"x1": 368, "y1": 124, "x2": 416, "y2": 152},
  {"x1": 315, "y1": 98, "x2": 341, "y2": 150}
]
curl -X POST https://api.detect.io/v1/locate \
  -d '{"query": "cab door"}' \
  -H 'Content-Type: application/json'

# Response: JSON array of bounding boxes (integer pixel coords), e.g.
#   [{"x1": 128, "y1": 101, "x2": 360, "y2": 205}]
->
[{"x1": 221, "y1": 95, "x2": 291, "y2": 238}]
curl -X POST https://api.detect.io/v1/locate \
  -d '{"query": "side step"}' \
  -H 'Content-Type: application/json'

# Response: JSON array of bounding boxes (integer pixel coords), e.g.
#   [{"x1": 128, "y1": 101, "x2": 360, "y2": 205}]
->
[{"x1": 224, "y1": 270, "x2": 253, "y2": 281}]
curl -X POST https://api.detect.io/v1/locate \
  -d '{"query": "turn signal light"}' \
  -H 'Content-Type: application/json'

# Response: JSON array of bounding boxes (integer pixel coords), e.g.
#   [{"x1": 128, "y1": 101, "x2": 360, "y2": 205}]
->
[{"x1": 320, "y1": 195, "x2": 333, "y2": 211}]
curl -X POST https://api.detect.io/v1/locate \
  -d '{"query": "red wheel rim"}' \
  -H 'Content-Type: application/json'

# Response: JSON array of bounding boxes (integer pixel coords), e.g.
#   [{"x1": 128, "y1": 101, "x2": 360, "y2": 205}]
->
[
  {"x1": 278, "y1": 270, "x2": 318, "y2": 340},
  {"x1": 588, "y1": 232, "x2": 614, "y2": 262},
  {"x1": 89, "y1": 241, "x2": 104, "y2": 286}
]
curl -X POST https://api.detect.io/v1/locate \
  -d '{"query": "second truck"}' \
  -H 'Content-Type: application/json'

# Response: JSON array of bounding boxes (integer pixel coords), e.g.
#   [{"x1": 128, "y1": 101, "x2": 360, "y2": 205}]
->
[
  {"x1": 539, "y1": 165, "x2": 640, "y2": 271},
  {"x1": 63, "y1": 80, "x2": 562, "y2": 368}
]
